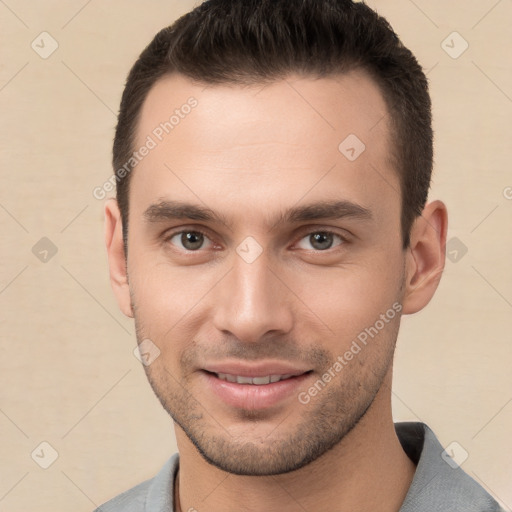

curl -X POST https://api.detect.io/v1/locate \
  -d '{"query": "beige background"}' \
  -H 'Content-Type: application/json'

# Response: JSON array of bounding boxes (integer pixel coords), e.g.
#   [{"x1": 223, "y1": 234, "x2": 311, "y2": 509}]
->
[{"x1": 0, "y1": 1, "x2": 511, "y2": 510}]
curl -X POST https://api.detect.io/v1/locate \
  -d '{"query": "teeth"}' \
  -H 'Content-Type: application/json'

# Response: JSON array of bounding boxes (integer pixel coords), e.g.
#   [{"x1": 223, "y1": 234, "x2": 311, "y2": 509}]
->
[
  {"x1": 215, "y1": 373, "x2": 295, "y2": 385},
  {"x1": 252, "y1": 376, "x2": 271, "y2": 385}
]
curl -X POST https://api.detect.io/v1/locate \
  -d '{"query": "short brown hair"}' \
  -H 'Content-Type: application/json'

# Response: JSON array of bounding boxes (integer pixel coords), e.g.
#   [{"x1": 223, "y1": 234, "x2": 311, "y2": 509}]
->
[{"x1": 113, "y1": 0, "x2": 433, "y2": 250}]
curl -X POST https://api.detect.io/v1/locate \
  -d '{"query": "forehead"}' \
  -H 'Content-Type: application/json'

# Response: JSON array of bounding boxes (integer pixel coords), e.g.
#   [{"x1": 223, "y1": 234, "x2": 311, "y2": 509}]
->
[
  {"x1": 135, "y1": 69, "x2": 390, "y2": 150},
  {"x1": 129, "y1": 70, "x2": 398, "y2": 228}
]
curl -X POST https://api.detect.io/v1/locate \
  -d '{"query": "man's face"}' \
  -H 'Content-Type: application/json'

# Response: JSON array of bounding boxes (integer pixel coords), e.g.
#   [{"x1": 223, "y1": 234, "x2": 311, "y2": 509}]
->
[{"x1": 124, "y1": 71, "x2": 407, "y2": 475}]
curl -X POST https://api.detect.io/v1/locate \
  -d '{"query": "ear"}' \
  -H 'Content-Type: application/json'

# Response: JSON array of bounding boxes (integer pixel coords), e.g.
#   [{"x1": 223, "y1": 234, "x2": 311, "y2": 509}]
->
[
  {"x1": 104, "y1": 198, "x2": 134, "y2": 318},
  {"x1": 402, "y1": 200, "x2": 448, "y2": 315}
]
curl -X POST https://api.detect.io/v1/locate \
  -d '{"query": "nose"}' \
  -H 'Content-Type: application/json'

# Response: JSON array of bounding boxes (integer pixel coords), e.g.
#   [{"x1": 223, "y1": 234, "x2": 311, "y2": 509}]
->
[{"x1": 212, "y1": 250, "x2": 294, "y2": 343}]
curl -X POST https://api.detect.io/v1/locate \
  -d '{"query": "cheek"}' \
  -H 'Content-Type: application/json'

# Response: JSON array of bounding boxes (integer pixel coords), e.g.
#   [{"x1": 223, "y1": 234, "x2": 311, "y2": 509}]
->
[
  {"x1": 131, "y1": 252, "x2": 199, "y2": 297},
  {"x1": 129, "y1": 258, "x2": 216, "y2": 335},
  {"x1": 294, "y1": 259, "x2": 403, "y2": 344}
]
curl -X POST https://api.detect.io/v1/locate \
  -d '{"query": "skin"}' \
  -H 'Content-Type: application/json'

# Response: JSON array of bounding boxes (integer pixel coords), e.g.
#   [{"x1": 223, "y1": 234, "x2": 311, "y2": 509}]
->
[{"x1": 105, "y1": 70, "x2": 447, "y2": 512}]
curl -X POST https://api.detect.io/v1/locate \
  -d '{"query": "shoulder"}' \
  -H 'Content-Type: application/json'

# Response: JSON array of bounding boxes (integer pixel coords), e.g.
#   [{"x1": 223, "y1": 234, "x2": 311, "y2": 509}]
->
[
  {"x1": 395, "y1": 422, "x2": 504, "y2": 511},
  {"x1": 93, "y1": 479, "x2": 151, "y2": 512},
  {"x1": 93, "y1": 454, "x2": 179, "y2": 512}
]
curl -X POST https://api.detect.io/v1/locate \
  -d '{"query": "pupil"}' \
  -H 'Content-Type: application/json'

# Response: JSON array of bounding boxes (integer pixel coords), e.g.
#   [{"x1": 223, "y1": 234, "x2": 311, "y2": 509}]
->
[
  {"x1": 182, "y1": 232, "x2": 203, "y2": 250},
  {"x1": 311, "y1": 232, "x2": 332, "y2": 250}
]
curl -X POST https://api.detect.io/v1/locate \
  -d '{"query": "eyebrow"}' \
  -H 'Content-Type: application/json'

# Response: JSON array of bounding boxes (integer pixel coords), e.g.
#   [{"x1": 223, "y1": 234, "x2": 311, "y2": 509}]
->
[{"x1": 143, "y1": 198, "x2": 373, "y2": 229}]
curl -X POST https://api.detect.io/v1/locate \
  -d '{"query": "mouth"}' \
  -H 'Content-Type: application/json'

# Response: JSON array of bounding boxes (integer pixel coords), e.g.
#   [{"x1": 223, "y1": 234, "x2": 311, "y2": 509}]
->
[
  {"x1": 212, "y1": 372, "x2": 298, "y2": 385},
  {"x1": 200, "y1": 365, "x2": 313, "y2": 410}
]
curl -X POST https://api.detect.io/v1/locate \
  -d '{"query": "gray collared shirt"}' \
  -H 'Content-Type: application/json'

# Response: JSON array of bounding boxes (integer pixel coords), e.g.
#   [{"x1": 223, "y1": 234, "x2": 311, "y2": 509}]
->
[{"x1": 94, "y1": 422, "x2": 504, "y2": 511}]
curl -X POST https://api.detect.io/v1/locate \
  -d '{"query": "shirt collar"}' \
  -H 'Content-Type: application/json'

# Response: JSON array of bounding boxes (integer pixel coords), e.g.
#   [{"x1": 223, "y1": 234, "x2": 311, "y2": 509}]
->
[{"x1": 396, "y1": 422, "x2": 502, "y2": 511}]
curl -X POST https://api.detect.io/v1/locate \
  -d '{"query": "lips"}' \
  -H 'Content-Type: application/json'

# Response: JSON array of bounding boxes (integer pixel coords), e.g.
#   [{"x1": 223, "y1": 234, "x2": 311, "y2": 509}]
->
[{"x1": 201, "y1": 362, "x2": 312, "y2": 410}]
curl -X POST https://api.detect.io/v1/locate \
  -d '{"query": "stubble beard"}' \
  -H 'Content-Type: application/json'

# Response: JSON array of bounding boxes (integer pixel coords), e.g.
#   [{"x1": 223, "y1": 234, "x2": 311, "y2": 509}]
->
[{"x1": 133, "y1": 314, "x2": 399, "y2": 476}]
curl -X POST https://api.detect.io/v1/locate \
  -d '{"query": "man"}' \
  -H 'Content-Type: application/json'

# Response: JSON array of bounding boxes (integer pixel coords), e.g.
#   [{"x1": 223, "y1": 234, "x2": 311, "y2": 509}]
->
[{"x1": 98, "y1": 0, "x2": 504, "y2": 510}]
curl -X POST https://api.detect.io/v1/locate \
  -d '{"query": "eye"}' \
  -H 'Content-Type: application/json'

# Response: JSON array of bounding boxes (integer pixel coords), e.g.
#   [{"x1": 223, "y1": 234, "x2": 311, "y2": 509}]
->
[
  {"x1": 296, "y1": 231, "x2": 345, "y2": 251},
  {"x1": 166, "y1": 230, "x2": 213, "y2": 251}
]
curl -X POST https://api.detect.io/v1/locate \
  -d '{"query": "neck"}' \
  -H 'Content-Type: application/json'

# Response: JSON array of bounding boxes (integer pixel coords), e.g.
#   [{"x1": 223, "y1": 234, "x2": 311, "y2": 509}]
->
[{"x1": 174, "y1": 381, "x2": 415, "y2": 512}]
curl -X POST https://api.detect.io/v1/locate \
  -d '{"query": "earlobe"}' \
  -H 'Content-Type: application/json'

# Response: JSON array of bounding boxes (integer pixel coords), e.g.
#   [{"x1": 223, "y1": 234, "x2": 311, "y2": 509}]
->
[
  {"x1": 104, "y1": 198, "x2": 134, "y2": 318},
  {"x1": 402, "y1": 200, "x2": 448, "y2": 315}
]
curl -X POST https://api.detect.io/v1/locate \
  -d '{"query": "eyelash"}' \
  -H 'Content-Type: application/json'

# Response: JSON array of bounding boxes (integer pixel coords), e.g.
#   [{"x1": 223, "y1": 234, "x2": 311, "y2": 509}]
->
[{"x1": 163, "y1": 228, "x2": 348, "y2": 252}]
